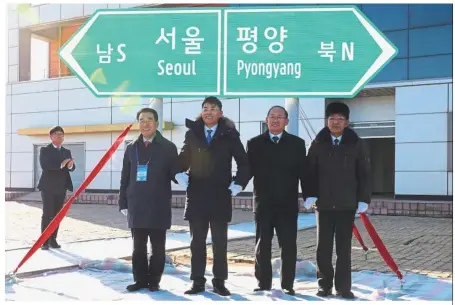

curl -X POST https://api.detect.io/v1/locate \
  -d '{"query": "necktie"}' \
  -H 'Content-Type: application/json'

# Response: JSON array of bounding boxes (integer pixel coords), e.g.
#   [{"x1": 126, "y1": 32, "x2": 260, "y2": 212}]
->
[
  {"x1": 334, "y1": 138, "x2": 339, "y2": 146},
  {"x1": 272, "y1": 136, "x2": 279, "y2": 144},
  {"x1": 144, "y1": 141, "x2": 149, "y2": 147},
  {"x1": 206, "y1": 130, "x2": 213, "y2": 144}
]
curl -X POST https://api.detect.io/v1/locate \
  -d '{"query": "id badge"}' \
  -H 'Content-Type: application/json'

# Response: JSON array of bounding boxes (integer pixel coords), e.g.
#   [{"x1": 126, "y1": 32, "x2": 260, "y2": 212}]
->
[{"x1": 136, "y1": 165, "x2": 148, "y2": 182}]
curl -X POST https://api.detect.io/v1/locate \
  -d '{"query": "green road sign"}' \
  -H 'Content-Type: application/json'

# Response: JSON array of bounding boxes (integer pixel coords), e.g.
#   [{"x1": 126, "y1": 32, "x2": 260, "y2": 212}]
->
[
  {"x1": 224, "y1": 7, "x2": 397, "y2": 97},
  {"x1": 59, "y1": 9, "x2": 222, "y2": 97},
  {"x1": 59, "y1": 6, "x2": 397, "y2": 98}
]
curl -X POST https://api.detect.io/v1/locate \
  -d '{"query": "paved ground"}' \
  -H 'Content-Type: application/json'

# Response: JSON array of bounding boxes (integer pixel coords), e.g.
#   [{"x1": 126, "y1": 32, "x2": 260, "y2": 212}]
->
[
  {"x1": 168, "y1": 216, "x2": 453, "y2": 279},
  {"x1": 6, "y1": 201, "x2": 452, "y2": 279},
  {"x1": 5, "y1": 201, "x2": 253, "y2": 250}
]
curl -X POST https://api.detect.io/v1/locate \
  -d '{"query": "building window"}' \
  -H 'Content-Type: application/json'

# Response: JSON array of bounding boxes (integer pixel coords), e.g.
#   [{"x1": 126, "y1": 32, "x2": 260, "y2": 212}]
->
[{"x1": 261, "y1": 122, "x2": 268, "y2": 133}]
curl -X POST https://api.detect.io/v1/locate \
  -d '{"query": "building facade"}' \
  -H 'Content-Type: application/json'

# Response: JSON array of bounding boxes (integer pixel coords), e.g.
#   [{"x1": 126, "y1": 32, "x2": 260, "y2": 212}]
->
[{"x1": 6, "y1": 4, "x2": 453, "y2": 200}]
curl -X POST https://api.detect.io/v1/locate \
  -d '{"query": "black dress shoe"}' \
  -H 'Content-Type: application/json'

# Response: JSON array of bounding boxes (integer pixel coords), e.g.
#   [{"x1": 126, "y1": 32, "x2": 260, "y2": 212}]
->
[
  {"x1": 41, "y1": 244, "x2": 49, "y2": 250},
  {"x1": 126, "y1": 282, "x2": 148, "y2": 292},
  {"x1": 283, "y1": 288, "x2": 295, "y2": 296},
  {"x1": 149, "y1": 284, "x2": 160, "y2": 292},
  {"x1": 253, "y1": 287, "x2": 271, "y2": 292},
  {"x1": 336, "y1": 291, "x2": 355, "y2": 299},
  {"x1": 316, "y1": 288, "x2": 332, "y2": 297},
  {"x1": 213, "y1": 284, "x2": 231, "y2": 296},
  {"x1": 184, "y1": 285, "x2": 205, "y2": 294},
  {"x1": 49, "y1": 241, "x2": 61, "y2": 249}
]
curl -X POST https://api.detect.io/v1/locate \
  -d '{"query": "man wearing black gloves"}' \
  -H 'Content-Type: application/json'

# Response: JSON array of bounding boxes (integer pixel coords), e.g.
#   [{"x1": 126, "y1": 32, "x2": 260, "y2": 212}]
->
[{"x1": 304, "y1": 102, "x2": 372, "y2": 299}]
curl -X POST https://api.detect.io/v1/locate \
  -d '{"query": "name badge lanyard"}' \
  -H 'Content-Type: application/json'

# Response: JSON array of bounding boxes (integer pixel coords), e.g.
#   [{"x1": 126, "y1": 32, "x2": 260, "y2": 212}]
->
[
  {"x1": 136, "y1": 144, "x2": 153, "y2": 167},
  {"x1": 136, "y1": 143, "x2": 152, "y2": 182}
]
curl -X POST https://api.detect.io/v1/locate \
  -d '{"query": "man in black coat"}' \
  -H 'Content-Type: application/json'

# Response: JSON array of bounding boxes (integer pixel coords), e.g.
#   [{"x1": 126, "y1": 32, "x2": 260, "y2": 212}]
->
[
  {"x1": 246, "y1": 106, "x2": 306, "y2": 296},
  {"x1": 175, "y1": 96, "x2": 250, "y2": 296},
  {"x1": 38, "y1": 126, "x2": 75, "y2": 250},
  {"x1": 119, "y1": 107, "x2": 181, "y2": 292},
  {"x1": 304, "y1": 102, "x2": 372, "y2": 299}
]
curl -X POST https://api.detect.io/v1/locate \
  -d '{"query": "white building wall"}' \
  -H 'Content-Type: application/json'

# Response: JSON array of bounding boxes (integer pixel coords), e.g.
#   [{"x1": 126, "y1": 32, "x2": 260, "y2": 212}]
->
[{"x1": 395, "y1": 83, "x2": 452, "y2": 196}]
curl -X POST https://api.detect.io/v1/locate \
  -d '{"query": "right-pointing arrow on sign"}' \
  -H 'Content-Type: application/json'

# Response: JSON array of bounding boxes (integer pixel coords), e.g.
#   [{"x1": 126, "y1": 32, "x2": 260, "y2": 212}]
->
[
  {"x1": 223, "y1": 6, "x2": 399, "y2": 98},
  {"x1": 350, "y1": 8, "x2": 397, "y2": 95}
]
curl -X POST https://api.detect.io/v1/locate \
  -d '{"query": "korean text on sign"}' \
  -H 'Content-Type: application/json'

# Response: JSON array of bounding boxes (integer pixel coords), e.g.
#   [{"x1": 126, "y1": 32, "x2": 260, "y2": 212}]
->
[
  {"x1": 97, "y1": 43, "x2": 127, "y2": 64},
  {"x1": 318, "y1": 42, "x2": 355, "y2": 63},
  {"x1": 237, "y1": 26, "x2": 288, "y2": 54},
  {"x1": 155, "y1": 26, "x2": 205, "y2": 55}
]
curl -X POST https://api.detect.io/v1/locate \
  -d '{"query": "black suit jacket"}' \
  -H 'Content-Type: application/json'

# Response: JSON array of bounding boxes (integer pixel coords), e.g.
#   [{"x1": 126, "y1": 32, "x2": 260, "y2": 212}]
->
[
  {"x1": 246, "y1": 131, "x2": 306, "y2": 217},
  {"x1": 37, "y1": 144, "x2": 75, "y2": 193}
]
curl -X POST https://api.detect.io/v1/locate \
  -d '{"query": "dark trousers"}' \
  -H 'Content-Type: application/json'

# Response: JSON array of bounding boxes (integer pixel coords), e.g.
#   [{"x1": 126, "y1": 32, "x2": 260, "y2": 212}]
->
[
  {"x1": 254, "y1": 213, "x2": 297, "y2": 290},
  {"x1": 316, "y1": 210, "x2": 356, "y2": 293},
  {"x1": 189, "y1": 219, "x2": 228, "y2": 286},
  {"x1": 131, "y1": 228, "x2": 166, "y2": 286},
  {"x1": 40, "y1": 190, "x2": 66, "y2": 245}
]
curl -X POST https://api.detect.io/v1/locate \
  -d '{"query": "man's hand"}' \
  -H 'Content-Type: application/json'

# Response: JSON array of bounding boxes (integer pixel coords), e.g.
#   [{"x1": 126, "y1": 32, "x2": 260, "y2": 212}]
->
[
  {"x1": 229, "y1": 182, "x2": 242, "y2": 196},
  {"x1": 357, "y1": 202, "x2": 368, "y2": 213},
  {"x1": 60, "y1": 158, "x2": 71, "y2": 169},
  {"x1": 120, "y1": 209, "x2": 128, "y2": 216},
  {"x1": 304, "y1": 197, "x2": 317, "y2": 209},
  {"x1": 67, "y1": 159, "x2": 74, "y2": 169},
  {"x1": 175, "y1": 173, "x2": 189, "y2": 187}
]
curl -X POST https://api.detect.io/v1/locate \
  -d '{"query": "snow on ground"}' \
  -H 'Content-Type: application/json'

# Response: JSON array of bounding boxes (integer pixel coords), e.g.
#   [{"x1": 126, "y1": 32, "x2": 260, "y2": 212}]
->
[{"x1": 5, "y1": 258, "x2": 452, "y2": 301}]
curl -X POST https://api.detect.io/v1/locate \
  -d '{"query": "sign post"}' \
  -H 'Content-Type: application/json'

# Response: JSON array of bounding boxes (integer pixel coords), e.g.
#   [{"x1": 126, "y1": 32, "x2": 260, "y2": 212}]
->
[{"x1": 59, "y1": 6, "x2": 397, "y2": 98}]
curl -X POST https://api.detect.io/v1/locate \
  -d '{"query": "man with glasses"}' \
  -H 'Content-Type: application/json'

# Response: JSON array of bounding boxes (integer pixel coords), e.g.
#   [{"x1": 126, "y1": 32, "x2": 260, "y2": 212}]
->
[
  {"x1": 118, "y1": 108, "x2": 181, "y2": 292},
  {"x1": 38, "y1": 126, "x2": 75, "y2": 250},
  {"x1": 245, "y1": 105, "x2": 307, "y2": 295},
  {"x1": 304, "y1": 102, "x2": 372, "y2": 299}
]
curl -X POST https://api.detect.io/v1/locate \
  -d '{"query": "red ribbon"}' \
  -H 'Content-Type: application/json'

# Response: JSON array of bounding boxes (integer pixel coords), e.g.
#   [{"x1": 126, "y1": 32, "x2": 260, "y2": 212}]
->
[
  {"x1": 353, "y1": 224, "x2": 369, "y2": 252},
  {"x1": 359, "y1": 213, "x2": 403, "y2": 280},
  {"x1": 12, "y1": 124, "x2": 133, "y2": 274}
]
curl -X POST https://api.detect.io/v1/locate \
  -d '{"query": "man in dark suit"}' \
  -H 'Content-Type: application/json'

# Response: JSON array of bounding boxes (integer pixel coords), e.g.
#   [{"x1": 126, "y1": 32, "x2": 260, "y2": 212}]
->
[
  {"x1": 304, "y1": 102, "x2": 372, "y2": 299},
  {"x1": 119, "y1": 107, "x2": 181, "y2": 292},
  {"x1": 175, "y1": 96, "x2": 250, "y2": 296},
  {"x1": 38, "y1": 126, "x2": 75, "y2": 250},
  {"x1": 246, "y1": 106, "x2": 306, "y2": 296}
]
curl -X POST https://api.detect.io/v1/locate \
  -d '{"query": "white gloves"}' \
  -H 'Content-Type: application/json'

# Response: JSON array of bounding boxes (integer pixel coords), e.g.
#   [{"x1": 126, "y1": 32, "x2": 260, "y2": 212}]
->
[
  {"x1": 175, "y1": 172, "x2": 189, "y2": 187},
  {"x1": 120, "y1": 209, "x2": 127, "y2": 216},
  {"x1": 304, "y1": 197, "x2": 317, "y2": 209},
  {"x1": 229, "y1": 182, "x2": 242, "y2": 196},
  {"x1": 357, "y1": 202, "x2": 368, "y2": 213}
]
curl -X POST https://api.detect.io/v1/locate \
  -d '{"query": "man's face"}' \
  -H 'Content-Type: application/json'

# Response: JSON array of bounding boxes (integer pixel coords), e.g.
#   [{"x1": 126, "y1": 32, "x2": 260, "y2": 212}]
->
[
  {"x1": 201, "y1": 102, "x2": 222, "y2": 127},
  {"x1": 138, "y1": 112, "x2": 158, "y2": 139},
  {"x1": 327, "y1": 114, "x2": 348, "y2": 136},
  {"x1": 266, "y1": 107, "x2": 288, "y2": 134},
  {"x1": 50, "y1": 131, "x2": 64, "y2": 146}
]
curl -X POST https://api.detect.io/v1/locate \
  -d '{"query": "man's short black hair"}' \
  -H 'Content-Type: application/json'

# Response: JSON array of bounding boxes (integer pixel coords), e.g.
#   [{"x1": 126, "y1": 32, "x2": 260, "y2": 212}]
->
[
  {"x1": 325, "y1": 102, "x2": 350, "y2": 120},
  {"x1": 49, "y1": 126, "x2": 64, "y2": 135},
  {"x1": 267, "y1": 105, "x2": 288, "y2": 118},
  {"x1": 136, "y1": 107, "x2": 159, "y2": 121},
  {"x1": 202, "y1": 96, "x2": 222, "y2": 110}
]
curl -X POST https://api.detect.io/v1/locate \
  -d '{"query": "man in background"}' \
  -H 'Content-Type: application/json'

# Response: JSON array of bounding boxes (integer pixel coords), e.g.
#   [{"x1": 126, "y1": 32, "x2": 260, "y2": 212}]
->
[{"x1": 38, "y1": 126, "x2": 75, "y2": 250}]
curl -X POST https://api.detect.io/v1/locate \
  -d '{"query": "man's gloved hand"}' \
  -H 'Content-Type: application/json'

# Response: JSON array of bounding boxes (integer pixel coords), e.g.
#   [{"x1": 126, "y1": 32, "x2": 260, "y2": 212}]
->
[
  {"x1": 120, "y1": 209, "x2": 128, "y2": 216},
  {"x1": 357, "y1": 202, "x2": 368, "y2": 213},
  {"x1": 304, "y1": 197, "x2": 317, "y2": 209},
  {"x1": 229, "y1": 182, "x2": 242, "y2": 196},
  {"x1": 175, "y1": 172, "x2": 189, "y2": 187}
]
